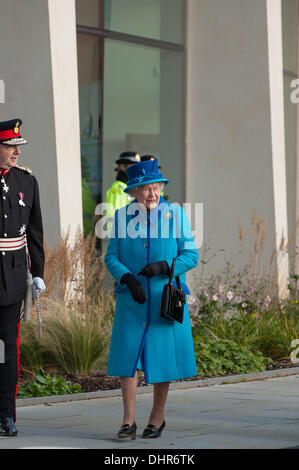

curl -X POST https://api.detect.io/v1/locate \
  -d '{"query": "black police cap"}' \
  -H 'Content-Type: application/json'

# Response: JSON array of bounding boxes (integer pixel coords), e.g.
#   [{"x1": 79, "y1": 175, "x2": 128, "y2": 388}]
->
[{"x1": 115, "y1": 151, "x2": 141, "y2": 164}]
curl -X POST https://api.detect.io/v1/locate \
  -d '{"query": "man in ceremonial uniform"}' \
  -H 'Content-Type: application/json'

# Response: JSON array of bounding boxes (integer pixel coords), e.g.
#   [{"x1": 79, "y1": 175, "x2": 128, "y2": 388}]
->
[{"x1": 0, "y1": 118, "x2": 45, "y2": 436}]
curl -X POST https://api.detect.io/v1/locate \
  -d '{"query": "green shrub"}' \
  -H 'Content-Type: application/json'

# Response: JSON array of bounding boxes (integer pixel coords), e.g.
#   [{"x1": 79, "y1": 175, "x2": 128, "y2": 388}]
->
[
  {"x1": 41, "y1": 298, "x2": 112, "y2": 375},
  {"x1": 17, "y1": 368, "x2": 82, "y2": 398},
  {"x1": 193, "y1": 335, "x2": 271, "y2": 377},
  {"x1": 19, "y1": 293, "x2": 114, "y2": 376},
  {"x1": 19, "y1": 231, "x2": 114, "y2": 380},
  {"x1": 253, "y1": 310, "x2": 299, "y2": 359},
  {"x1": 19, "y1": 321, "x2": 56, "y2": 375},
  {"x1": 192, "y1": 309, "x2": 260, "y2": 349},
  {"x1": 192, "y1": 289, "x2": 299, "y2": 358}
]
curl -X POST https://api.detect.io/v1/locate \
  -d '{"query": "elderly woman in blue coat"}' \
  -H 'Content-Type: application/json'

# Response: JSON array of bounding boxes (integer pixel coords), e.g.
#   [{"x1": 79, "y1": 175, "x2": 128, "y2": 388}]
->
[{"x1": 104, "y1": 159, "x2": 198, "y2": 439}]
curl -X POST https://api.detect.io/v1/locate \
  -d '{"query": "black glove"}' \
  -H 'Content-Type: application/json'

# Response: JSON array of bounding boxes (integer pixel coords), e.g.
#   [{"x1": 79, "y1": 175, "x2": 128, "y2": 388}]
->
[
  {"x1": 138, "y1": 261, "x2": 170, "y2": 278},
  {"x1": 120, "y1": 273, "x2": 147, "y2": 304}
]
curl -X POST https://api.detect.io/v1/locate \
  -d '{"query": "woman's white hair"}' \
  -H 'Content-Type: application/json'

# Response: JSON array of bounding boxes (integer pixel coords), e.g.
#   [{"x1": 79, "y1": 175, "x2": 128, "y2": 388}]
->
[{"x1": 127, "y1": 181, "x2": 165, "y2": 198}]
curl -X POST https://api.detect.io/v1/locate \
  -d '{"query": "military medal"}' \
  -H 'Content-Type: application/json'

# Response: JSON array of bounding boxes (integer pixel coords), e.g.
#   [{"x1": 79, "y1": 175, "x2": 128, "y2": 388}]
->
[
  {"x1": 2, "y1": 182, "x2": 9, "y2": 193},
  {"x1": 18, "y1": 192, "x2": 25, "y2": 206},
  {"x1": 19, "y1": 224, "x2": 26, "y2": 235}
]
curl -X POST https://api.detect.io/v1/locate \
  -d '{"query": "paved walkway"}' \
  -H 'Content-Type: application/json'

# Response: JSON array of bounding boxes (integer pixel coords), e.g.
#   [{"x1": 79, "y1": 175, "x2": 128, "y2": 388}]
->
[{"x1": 1, "y1": 374, "x2": 299, "y2": 449}]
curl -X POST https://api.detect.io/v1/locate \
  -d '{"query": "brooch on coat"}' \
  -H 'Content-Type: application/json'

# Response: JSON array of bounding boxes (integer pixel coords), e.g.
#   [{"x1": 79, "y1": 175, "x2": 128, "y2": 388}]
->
[{"x1": 164, "y1": 211, "x2": 173, "y2": 220}]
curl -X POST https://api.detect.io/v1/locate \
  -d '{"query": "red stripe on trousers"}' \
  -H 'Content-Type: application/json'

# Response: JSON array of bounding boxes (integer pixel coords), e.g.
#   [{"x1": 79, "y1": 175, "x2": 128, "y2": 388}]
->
[{"x1": 14, "y1": 320, "x2": 20, "y2": 423}]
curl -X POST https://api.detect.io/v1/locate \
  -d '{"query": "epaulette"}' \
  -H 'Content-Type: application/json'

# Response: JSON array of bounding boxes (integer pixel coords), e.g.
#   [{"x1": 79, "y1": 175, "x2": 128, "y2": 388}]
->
[{"x1": 15, "y1": 164, "x2": 33, "y2": 175}]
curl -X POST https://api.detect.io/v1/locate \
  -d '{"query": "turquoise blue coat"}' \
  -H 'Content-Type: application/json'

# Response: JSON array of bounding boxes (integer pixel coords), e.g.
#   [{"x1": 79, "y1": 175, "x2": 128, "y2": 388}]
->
[{"x1": 104, "y1": 197, "x2": 198, "y2": 384}]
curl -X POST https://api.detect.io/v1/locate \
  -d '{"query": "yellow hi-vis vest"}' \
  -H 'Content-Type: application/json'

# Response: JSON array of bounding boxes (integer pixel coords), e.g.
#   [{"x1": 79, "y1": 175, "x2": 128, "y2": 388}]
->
[{"x1": 104, "y1": 180, "x2": 132, "y2": 236}]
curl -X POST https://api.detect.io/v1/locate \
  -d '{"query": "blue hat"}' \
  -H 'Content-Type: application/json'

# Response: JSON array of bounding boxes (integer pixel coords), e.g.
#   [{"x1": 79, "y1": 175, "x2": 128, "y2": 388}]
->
[
  {"x1": 124, "y1": 159, "x2": 169, "y2": 193},
  {"x1": 141, "y1": 154, "x2": 162, "y2": 169}
]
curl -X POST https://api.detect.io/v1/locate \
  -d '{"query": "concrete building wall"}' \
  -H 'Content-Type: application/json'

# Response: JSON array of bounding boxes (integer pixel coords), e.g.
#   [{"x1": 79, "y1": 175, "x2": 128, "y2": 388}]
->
[
  {"x1": 282, "y1": 0, "x2": 299, "y2": 271},
  {"x1": 0, "y1": 0, "x2": 294, "y2": 296},
  {"x1": 0, "y1": 0, "x2": 83, "y2": 248},
  {"x1": 0, "y1": 0, "x2": 60, "y2": 248},
  {"x1": 266, "y1": 0, "x2": 289, "y2": 297},
  {"x1": 48, "y1": 0, "x2": 83, "y2": 244},
  {"x1": 185, "y1": 0, "x2": 289, "y2": 295}
]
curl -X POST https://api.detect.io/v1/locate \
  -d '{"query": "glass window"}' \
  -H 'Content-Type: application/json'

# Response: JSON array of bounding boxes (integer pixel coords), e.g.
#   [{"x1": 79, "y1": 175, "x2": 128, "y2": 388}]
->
[
  {"x1": 104, "y1": 0, "x2": 184, "y2": 44},
  {"x1": 76, "y1": 0, "x2": 185, "y2": 243},
  {"x1": 76, "y1": 0, "x2": 103, "y2": 29},
  {"x1": 102, "y1": 39, "x2": 184, "y2": 204},
  {"x1": 77, "y1": 33, "x2": 103, "y2": 236}
]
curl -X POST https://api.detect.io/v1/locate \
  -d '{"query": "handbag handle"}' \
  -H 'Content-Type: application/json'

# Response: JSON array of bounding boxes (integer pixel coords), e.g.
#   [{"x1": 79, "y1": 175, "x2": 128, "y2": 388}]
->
[
  {"x1": 169, "y1": 259, "x2": 182, "y2": 290},
  {"x1": 169, "y1": 259, "x2": 175, "y2": 284}
]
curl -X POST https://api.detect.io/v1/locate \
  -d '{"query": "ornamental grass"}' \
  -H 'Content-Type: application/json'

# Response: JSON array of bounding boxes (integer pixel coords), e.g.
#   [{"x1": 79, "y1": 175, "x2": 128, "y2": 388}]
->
[{"x1": 19, "y1": 229, "x2": 115, "y2": 377}]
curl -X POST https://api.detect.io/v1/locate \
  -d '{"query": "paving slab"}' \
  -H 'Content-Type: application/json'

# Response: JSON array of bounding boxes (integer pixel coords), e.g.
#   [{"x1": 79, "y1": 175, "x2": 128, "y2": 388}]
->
[{"x1": 1, "y1": 374, "x2": 299, "y2": 449}]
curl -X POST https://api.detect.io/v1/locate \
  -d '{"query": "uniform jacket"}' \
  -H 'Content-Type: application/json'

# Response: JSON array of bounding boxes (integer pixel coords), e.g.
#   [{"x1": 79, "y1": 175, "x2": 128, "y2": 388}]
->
[
  {"x1": 104, "y1": 197, "x2": 198, "y2": 384},
  {"x1": 0, "y1": 166, "x2": 44, "y2": 306}
]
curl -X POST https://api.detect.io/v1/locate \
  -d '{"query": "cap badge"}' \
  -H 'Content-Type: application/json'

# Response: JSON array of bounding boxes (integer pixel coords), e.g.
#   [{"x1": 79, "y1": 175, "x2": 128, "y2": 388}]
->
[{"x1": 13, "y1": 122, "x2": 20, "y2": 134}]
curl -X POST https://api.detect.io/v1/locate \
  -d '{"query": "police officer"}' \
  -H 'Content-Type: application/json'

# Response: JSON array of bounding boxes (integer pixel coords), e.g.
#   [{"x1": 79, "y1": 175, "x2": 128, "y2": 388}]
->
[
  {"x1": 94, "y1": 151, "x2": 140, "y2": 243},
  {"x1": 0, "y1": 118, "x2": 45, "y2": 436},
  {"x1": 106, "y1": 151, "x2": 141, "y2": 220}
]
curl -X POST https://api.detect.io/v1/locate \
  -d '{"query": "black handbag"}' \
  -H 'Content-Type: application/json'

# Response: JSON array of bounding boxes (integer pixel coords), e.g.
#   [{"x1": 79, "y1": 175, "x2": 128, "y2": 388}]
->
[{"x1": 160, "y1": 259, "x2": 185, "y2": 324}]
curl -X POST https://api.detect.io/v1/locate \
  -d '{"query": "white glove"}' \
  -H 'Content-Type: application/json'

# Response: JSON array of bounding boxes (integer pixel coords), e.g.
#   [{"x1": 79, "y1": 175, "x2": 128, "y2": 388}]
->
[{"x1": 32, "y1": 277, "x2": 46, "y2": 298}]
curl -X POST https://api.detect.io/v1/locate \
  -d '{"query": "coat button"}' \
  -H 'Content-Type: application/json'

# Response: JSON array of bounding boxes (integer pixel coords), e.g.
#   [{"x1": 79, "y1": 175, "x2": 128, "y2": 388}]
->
[
  {"x1": 2, "y1": 252, "x2": 5, "y2": 256},
  {"x1": 143, "y1": 244, "x2": 147, "y2": 248},
  {"x1": 4, "y1": 214, "x2": 7, "y2": 218},
  {"x1": 143, "y1": 322, "x2": 148, "y2": 327},
  {"x1": 3, "y1": 233, "x2": 7, "y2": 237}
]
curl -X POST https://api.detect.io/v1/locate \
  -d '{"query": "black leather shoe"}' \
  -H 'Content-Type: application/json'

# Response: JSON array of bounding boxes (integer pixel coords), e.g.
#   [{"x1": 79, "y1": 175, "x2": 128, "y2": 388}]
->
[
  {"x1": 117, "y1": 422, "x2": 137, "y2": 440},
  {"x1": 1, "y1": 418, "x2": 18, "y2": 437},
  {"x1": 142, "y1": 420, "x2": 166, "y2": 438}
]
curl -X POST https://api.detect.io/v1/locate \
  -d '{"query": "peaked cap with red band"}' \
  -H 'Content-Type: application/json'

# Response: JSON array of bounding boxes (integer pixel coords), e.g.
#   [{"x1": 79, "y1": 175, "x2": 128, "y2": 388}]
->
[{"x1": 0, "y1": 118, "x2": 28, "y2": 145}]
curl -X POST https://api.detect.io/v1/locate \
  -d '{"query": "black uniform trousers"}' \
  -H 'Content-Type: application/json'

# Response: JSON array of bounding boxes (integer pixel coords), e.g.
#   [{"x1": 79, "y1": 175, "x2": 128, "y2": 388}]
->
[{"x1": 0, "y1": 302, "x2": 22, "y2": 421}]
